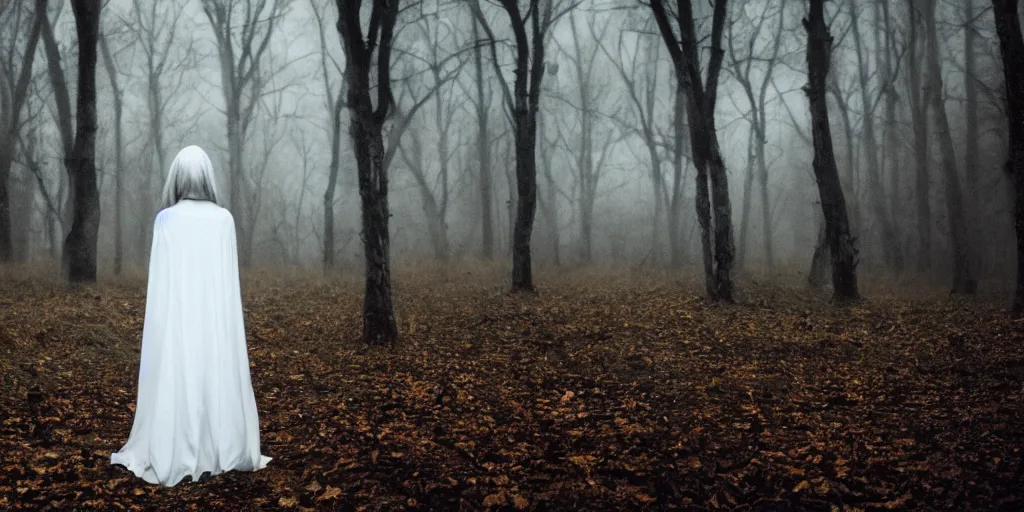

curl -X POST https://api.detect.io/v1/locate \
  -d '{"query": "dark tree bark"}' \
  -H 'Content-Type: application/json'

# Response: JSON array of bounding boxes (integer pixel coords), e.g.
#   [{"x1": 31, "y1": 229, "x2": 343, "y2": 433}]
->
[
  {"x1": 99, "y1": 34, "x2": 124, "y2": 275},
  {"x1": 38, "y1": 0, "x2": 75, "y2": 243},
  {"x1": 650, "y1": 0, "x2": 735, "y2": 302},
  {"x1": 0, "y1": 3, "x2": 43, "y2": 263},
  {"x1": 808, "y1": 220, "x2": 830, "y2": 288},
  {"x1": 336, "y1": 0, "x2": 399, "y2": 345},
  {"x1": 64, "y1": 0, "x2": 101, "y2": 283},
  {"x1": 989, "y1": 0, "x2": 1024, "y2": 315},
  {"x1": 471, "y1": 0, "x2": 552, "y2": 293},
  {"x1": 923, "y1": 0, "x2": 976, "y2": 294},
  {"x1": 804, "y1": 0, "x2": 859, "y2": 301}
]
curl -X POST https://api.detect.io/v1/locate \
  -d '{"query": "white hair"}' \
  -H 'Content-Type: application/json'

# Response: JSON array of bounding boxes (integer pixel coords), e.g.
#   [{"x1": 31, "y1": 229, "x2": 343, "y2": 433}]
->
[{"x1": 160, "y1": 145, "x2": 221, "y2": 208}]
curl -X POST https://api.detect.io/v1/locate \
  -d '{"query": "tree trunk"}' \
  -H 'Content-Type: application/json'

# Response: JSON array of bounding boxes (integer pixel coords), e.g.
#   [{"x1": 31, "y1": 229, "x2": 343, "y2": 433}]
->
[
  {"x1": 324, "y1": 87, "x2": 344, "y2": 269},
  {"x1": 707, "y1": 148, "x2": 736, "y2": 300},
  {"x1": 473, "y1": 18, "x2": 494, "y2": 261},
  {"x1": 569, "y1": 14, "x2": 595, "y2": 264},
  {"x1": 805, "y1": 0, "x2": 859, "y2": 301},
  {"x1": 756, "y1": 119, "x2": 772, "y2": 269},
  {"x1": 511, "y1": 107, "x2": 538, "y2": 291},
  {"x1": 651, "y1": 153, "x2": 665, "y2": 264},
  {"x1": 0, "y1": 4, "x2": 43, "y2": 263},
  {"x1": 508, "y1": 0, "x2": 545, "y2": 293},
  {"x1": 808, "y1": 219, "x2": 830, "y2": 288},
  {"x1": 538, "y1": 108, "x2": 560, "y2": 267},
  {"x1": 908, "y1": 0, "x2": 932, "y2": 272},
  {"x1": 400, "y1": 130, "x2": 450, "y2": 260},
  {"x1": 924, "y1": 1, "x2": 976, "y2": 294},
  {"x1": 965, "y1": 0, "x2": 980, "y2": 210},
  {"x1": 964, "y1": 0, "x2": 981, "y2": 276},
  {"x1": 429, "y1": 41, "x2": 452, "y2": 261},
  {"x1": 669, "y1": 84, "x2": 686, "y2": 268},
  {"x1": 336, "y1": 0, "x2": 399, "y2": 345},
  {"x1": 226, "y1": 104, "x2": 248, "y2": 264},
  {"x1": 738, "y1": 127, "x2": 755, "y2": 267},
  {"x1": 830, "y1": 83, "x2": 860, "y2": 231},
  {"x1": 990, "y1": 0, "x2": 1024, "y2": 315},
  {"x1": 65, "y1": 0, "x2": 102, "y2": 283},
  {"x1": 100, "y1": 35, "x2": 124, "y2": 275},
  {"x1": 881, "y1": 0, "x2": 900, "y2": 238},
  {"x1": 650, "y1": 0, "x2": 734, "y2": 302},
  {"x1": 353, "y1": 113, "x2": 397, "y2": 344},
  {"x1": 850, "y1": 0, "x2": 902, "y2": 271}
]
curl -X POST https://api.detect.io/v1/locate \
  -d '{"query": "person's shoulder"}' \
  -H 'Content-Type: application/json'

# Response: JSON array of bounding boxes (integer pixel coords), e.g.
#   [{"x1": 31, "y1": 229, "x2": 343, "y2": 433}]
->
[
  {"x1": 156, "y1": 200, "x2": 231, "y2": 224},
  {"x1": 213, "y1": 204, "x2": 235, "y2": 225},
  {"x1": 154, "y1": 207, "x2": 173, "y2": 225}
]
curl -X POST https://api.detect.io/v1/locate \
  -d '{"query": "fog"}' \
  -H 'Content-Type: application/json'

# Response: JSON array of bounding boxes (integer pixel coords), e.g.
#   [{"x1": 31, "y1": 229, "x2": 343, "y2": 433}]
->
[{"x1": 0, "y1": 0, "x2": 1015, "y2": 290}]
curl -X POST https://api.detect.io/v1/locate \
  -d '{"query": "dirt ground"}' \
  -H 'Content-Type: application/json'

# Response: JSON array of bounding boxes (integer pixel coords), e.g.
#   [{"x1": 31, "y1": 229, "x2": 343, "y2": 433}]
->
[{"x1": 1, "y1": 264, "x2": 1023, "y2": 510}]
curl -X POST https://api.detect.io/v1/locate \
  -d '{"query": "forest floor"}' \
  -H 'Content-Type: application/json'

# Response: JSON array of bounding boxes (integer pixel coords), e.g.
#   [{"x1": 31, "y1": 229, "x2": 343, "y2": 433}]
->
[{"x1": 1, "y1": 263, "x2": 1023, "y2": 511}]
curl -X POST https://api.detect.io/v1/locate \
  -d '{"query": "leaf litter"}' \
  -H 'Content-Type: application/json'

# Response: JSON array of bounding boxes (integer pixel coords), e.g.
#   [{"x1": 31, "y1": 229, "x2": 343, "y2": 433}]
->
[{"x1": 0, "y1": 268, "x2": 1022, "y2": 510}]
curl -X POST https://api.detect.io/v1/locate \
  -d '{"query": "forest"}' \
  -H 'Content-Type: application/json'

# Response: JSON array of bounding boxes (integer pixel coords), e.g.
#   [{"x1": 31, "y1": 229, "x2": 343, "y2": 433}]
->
[{"x1": 2, "y1": 0, "x2": 1024, "y2": 509}]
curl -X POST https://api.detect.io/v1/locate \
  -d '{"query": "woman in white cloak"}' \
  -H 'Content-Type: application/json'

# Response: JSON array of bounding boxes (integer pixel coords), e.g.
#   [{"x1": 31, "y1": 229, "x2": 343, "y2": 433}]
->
[{"x1": 111, "y1": 145, "x2": 271, "y2": 486}]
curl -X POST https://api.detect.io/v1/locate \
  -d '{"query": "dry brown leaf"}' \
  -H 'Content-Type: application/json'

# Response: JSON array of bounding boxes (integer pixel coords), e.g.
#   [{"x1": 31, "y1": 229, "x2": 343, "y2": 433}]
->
[
  {"x1": 316, "y1": 486, "x2": 342, "y2": 502},
  {"x1": 483, "y1": 492, "x2": 506, "y2": 507},
  {"x1": 513, "y1": 495, "x2": 529, "y2": 510}
]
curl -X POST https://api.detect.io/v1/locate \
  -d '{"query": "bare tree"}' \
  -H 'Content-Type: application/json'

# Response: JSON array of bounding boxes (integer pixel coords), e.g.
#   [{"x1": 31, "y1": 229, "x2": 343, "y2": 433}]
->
[
  {"x1": 990, "y1": 0, "x2": 1024, "y2": 315},
  {"x1": 876, "y1": 0, "x2": 900, "y2": 235},
  {"x1": 99, "y1": 33, "x2": 125, "y2": 275},
  {"x1": 471, "y1": 0, "x2": 565, "y2": 292},
  {"x1": 0, "y1": 2, "x2": 43, "y2": 262},
  {"x1": 471, "y1": 16, "x2": 495, "y2": 260},
  {"x1": 906, "y1": 0, "x2": 931, "y2": 271},
  {"x1": 596, "y1": 26, "x2": 676, "y2": 266},
  {"x1": 922, "y1": 0, "x2": 975, "y2": 294},
  {"x1": 335, "y1": 0, "x2": 402, "y2": 345},
  {"x1": 395, "y1": 16, "x2": 466, "y2": 261},
  {"x1": 804, "y1": 0, "x2": 859, "y2": 301},
  {"x1": 849, "y1": 0, "x2": 902, "y2": 271},
  {"x1": 38, "y1": 0, "x2": 75, "y2": 236},
  {"x1": 129, "y1": 0, "x2": 193, "y2": 266},
  {"x1": 202, "y1": 0, "x2": 286, "y2": 266},
  {"x1": 309, "y1": 0, "x2": 346, "y2": 268},
  {"x1": 649, "y1": 0, "x2": 736, "y2": 302},
  {"x1": 558, "y1": 12, "x2": 612, "y2": 263},
  {"x1": 64, "y1": 0, "x2": 102, "y2": 282},
  {"x1": 727, "y1": 0, "x2": 787, "y2": 270}
]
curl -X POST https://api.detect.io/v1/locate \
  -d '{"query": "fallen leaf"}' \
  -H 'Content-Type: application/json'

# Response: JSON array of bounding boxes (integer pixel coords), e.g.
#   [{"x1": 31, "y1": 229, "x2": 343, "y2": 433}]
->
[
  {"x1": 483, "y1": 492, "x2": 506, "y2": 507},
  {"x1": 513, "y1": 495, "x2": 529, "y2": 509},
  {"x1": 316, "y1": 486, "x2": 342, "y2": 502}
]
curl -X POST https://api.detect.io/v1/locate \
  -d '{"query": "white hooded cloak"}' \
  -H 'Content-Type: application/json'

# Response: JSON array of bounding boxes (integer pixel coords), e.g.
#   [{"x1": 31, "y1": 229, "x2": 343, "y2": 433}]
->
[{"x1": 111, "y1": 199, "x2": 271, "y2": 486}]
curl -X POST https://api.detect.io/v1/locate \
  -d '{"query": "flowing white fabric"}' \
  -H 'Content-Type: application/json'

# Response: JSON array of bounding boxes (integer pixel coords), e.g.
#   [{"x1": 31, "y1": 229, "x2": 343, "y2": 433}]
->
[{"x1": 111, "y1": 199, "x2": 271, "y2": 486}]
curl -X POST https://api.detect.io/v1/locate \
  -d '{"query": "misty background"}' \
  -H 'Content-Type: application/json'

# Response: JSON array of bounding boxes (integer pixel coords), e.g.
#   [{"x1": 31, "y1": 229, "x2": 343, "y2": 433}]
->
[{"x1": 0, "y1": 0, "x2": 1014, "y2": 290}]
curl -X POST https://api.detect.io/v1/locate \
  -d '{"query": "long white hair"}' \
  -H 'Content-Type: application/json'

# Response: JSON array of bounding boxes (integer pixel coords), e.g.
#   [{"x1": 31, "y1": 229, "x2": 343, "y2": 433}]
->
[{"x1": 160, "y1": 145, "x2": 221, "y2": 208}]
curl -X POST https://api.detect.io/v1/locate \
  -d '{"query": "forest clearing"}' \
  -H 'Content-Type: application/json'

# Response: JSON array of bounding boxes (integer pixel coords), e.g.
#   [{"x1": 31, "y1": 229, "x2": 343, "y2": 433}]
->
[{"x1": 1, "y1": 265, "x2": 1021, "y2": 510}]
